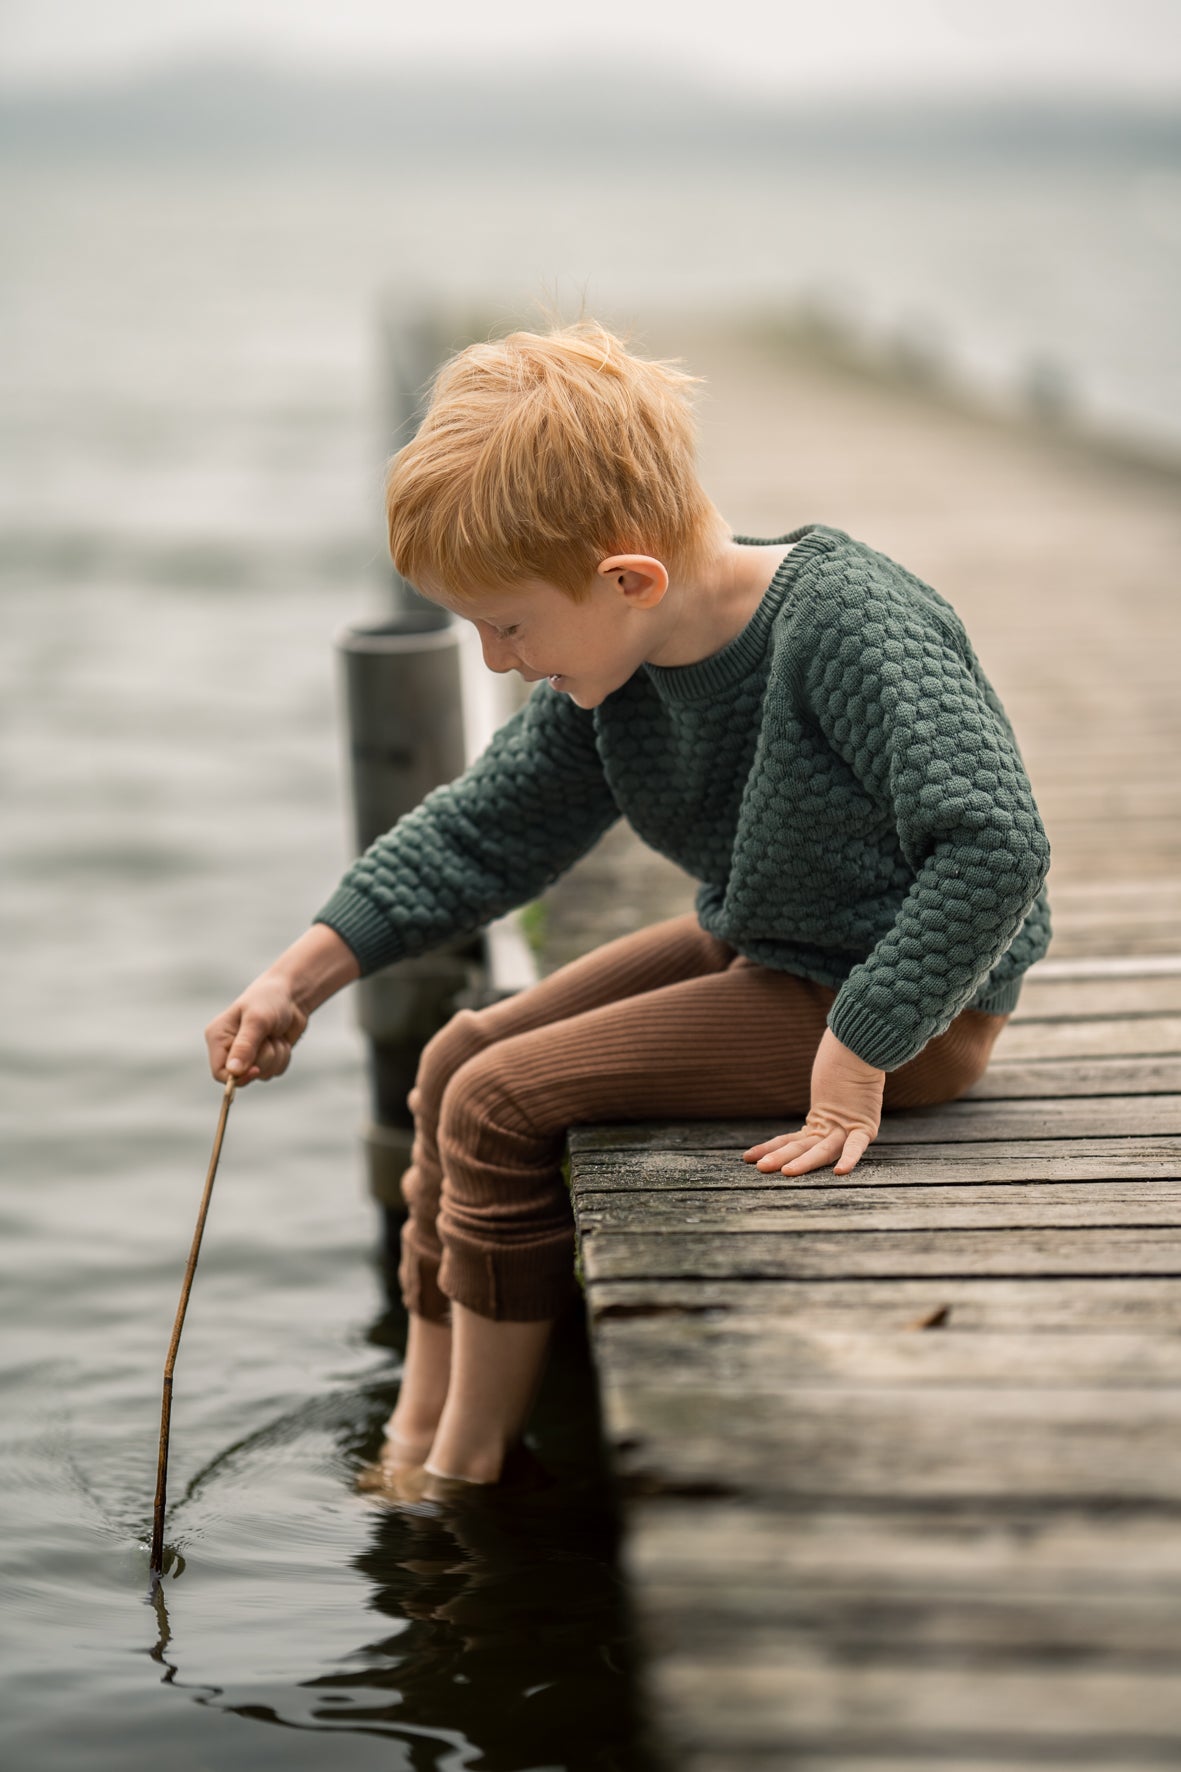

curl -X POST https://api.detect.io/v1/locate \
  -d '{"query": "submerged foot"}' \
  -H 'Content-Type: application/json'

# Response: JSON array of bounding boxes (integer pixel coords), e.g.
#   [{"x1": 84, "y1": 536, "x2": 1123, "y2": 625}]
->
[
  {"x1": 421, "y1": 1441, "x2": 556, "y2": 1501},
  {"x1": 357, "y1": 1432, "x2": 556, "y2": 1510},
  {"x1": 355, "y1": 1447, "x2": 435, "y2": 1506}
]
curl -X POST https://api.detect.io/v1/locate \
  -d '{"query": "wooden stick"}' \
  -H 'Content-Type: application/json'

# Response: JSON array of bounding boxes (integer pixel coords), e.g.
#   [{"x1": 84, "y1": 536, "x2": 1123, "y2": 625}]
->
[{"x1": 150, "y1": 1076, "x2": 237, "y2": 1577}]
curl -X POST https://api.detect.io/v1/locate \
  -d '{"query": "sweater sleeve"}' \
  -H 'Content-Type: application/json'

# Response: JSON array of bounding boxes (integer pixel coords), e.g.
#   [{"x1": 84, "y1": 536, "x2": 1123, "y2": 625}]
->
[
  {"x1": 313, "y1": 684, "x2": 619, "y2": 975},
  {"x1": 797, "y1": 570, "x2": 1051, "y2": 1070}
]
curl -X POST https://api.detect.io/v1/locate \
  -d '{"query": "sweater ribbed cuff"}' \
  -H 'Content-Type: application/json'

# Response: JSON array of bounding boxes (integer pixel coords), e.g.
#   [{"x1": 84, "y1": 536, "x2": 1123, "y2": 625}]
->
[
  {"x1": 829, "y1": 973, "x2": 1027, "y2": 1071},
  {"x1": 825, "y1": 997, "x2": 911, "y2": 1071},
  {"x1": 313, "y1": 885, "x2": 410, "y2": 977}
]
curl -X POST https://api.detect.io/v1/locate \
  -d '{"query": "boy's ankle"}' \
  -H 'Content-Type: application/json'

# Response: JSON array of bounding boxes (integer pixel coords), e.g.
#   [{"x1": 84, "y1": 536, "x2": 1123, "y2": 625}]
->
[
  {"x1": 423, "y1": 1429, "x2": 509, "y2": 1486},
  {"x1": 385, "y1": 1403, "x2": 444, "y2": 1450}
]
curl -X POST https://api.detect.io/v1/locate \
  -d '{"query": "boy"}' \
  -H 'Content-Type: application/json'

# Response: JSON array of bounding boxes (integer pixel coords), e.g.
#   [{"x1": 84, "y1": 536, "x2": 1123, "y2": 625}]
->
[{"x1": 205, "y1": 319, "x2": 1051, "y2": 1499}]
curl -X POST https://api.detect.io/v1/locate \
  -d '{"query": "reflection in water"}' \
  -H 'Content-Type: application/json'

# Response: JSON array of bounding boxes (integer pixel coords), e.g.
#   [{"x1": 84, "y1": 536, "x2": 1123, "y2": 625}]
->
[{"x1": 141, "y1": 1299, "x2": 665, "y2": 1772}]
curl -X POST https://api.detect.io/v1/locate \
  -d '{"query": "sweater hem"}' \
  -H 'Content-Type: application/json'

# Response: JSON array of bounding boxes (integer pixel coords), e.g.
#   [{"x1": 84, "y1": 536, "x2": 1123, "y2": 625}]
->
[
  {"x1": 313, "y1": 887, "x2": 410, "y2": 977},
  {"x1": 970, "y1": 976, "x2": 1024, "y2": 1015}
]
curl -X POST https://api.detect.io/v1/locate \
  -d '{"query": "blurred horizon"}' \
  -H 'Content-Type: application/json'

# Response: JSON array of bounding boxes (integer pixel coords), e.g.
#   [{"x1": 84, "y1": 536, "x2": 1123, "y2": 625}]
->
[
  {"x1": 1, "y1": 0, "x2": 1178, "y2": 100},
  {"x1": 3, "y1": 47, "x2": 1180, "y2": 105},
  {"x1": 1, "y1": 52, "x2": 1177, "y2": 164},
  {"x1": 2, "y1": 0, "x2": 1178, "y2": 551}
]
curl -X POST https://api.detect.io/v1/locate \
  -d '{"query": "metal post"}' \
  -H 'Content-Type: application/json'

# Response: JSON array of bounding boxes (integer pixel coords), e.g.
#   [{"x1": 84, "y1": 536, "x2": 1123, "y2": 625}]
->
[
  {"x1": 337, "y1": 611, "x2": 483, "y2": 1221},
  {"x1": 340, "y1": 302, "x2": 538, "y2": 1277}
]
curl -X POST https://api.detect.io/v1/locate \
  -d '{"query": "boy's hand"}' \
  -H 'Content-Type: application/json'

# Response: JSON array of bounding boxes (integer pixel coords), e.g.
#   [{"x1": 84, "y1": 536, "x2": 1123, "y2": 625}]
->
[
  {"x1": 204, "y1": 925, "x2": 361, "y2": 1087},
  {"x1": 205, "y1": 978, "x2": 309, "y2": 1086},
  {"x1": 743, "y1": 1027, "x2": 885, "y2": 1178}
]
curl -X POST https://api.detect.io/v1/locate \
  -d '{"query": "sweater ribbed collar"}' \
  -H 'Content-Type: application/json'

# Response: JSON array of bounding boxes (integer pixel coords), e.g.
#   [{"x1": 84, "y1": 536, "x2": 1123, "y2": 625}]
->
[{"x1": 642, "y1": 522, "x2": 842, "y2": 706}]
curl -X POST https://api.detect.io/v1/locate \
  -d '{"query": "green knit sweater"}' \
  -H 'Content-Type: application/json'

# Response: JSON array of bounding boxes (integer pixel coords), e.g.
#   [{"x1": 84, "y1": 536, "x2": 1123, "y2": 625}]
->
[{"x1": 315, "y1": 522, "x2": 1052, "y2": 1071}]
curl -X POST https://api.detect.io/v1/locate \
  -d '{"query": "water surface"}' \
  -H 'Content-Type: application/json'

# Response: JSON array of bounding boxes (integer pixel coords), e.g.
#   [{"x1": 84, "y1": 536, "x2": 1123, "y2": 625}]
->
[{"x1": 1, "y1": 571, "x2": 655, "y2": 1770}]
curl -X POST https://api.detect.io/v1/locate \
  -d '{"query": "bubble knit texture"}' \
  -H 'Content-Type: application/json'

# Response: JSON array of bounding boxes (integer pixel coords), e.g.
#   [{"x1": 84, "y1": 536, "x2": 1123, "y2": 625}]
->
[{"x1": 315, "y1": 522, "x2": 1052, "y2": 1071}]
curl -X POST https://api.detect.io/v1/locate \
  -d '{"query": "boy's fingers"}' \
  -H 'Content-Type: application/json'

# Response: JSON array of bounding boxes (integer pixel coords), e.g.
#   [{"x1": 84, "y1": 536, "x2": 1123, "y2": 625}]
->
[
  {"x1": 834, "y1": 1131, "x2": 873, "y2": 1174},
  {"x1": 780, "y1": 1130, "x2": 844, "y2": 1174},
  {"x1": 755, "y1": 1138, "x2": 811, "y2": 1169},
  {"x1": 266, "y1": 1040, "x2": 293, "y2": 1077},
  {"x1": 744, "y1": 1136, "x2": 798, "y2": 1159}
]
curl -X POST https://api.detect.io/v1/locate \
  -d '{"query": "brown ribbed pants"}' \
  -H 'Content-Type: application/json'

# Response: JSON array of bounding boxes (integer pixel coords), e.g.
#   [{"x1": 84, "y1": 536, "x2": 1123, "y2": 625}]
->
[{"x1": 398, "y1": 913, "x2": 1009, "y2": 1324}]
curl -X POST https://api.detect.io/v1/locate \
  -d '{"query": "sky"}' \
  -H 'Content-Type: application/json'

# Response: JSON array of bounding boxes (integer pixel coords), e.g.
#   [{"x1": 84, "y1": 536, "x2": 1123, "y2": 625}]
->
[{"x1": 0, "y1": 0, "x2": 1178, "y2": 97}]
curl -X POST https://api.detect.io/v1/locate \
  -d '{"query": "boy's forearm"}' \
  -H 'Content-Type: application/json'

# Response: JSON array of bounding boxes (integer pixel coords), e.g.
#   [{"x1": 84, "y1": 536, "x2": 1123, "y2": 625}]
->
[{"x1": 264, "y1": 923, "x2": 361, "y2": 1014}]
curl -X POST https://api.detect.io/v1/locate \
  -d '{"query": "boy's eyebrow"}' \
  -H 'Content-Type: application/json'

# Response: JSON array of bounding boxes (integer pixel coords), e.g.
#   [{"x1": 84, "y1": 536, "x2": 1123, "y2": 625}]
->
[{"x1": 473, "y1": 602, "x2": 522, "y2": 625}]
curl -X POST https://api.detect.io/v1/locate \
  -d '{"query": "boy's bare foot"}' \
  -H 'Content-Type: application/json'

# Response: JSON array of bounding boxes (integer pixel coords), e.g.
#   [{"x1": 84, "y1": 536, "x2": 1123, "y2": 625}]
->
[
  {"x1": 422, "y1": 1303, "x2": 555, "y2": 1483},
  {"x1": 422, "y1": 1440, "x2": 555, "y2": 1499},
  {"x1": 355, "y1": 1451, "x2": 435, "y2": 1506}
]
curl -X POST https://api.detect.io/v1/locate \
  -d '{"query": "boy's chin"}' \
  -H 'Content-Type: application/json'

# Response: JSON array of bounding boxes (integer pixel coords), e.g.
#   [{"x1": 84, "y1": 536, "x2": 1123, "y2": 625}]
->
[
  {"x1": 564, "y1": 675, "x2": 630, "y2": 709},
  {"x1": 565, "y1": 684, "x2": 605, "y2": 709},
  {"x1": 547, "y1": 668, "x2": 633, "y2": 709}
]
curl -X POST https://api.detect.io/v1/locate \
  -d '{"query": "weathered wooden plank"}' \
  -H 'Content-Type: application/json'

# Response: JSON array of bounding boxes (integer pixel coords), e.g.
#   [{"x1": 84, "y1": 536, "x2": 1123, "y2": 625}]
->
[
  {"x1": 1047, "y1": 902, "x2": 1181, "y2": 941},
  {"x1": 991, "y1": 1016, "x2": 1181, "y2": 1060},
  {"x1": 1039, "y1": 850, "x2": 1181, "y2": 885},
  {"x1": 592, "y1": 1322, "x2": 1181, "y2": 1388},
  {"x1": 644, "y1": 1654, "x2": 1181, "y2": 1756},
  {"x1": 1048, "y1": 878, "x2": 1181, "y2": 902},
  {"x1": 1041, "y1": 782, "x2": 1181, "y2": 816},
  {"x1": 1036, "y1": 762, "x2": 1181, "y2": 789},
  {"x1": 1013, "y1": 975, "x2": 1181, "y2": 1017},
  {"x1": 576, "y1": 1180, "x2": 1181, "y2": 1233},
  {"x1": 1055, "y1": 927, "x2": 1181, "y2": 957},
  {"x1": 681, "y1": 1757, "x2": 1148, "y2": 1772},
  {"x1": 880, "y1": 1096, "x2": 1181, "y2": 1140},
  {"x1": 965, "y1": 1054, "x2": 1181, "y2": 1096},
  {"x1": 1029, "y1": 956, "x2": 1181, "y2": 980},
  {"x1": 602, "y1": 1386, "x2": 1181, "y2": 1504},
  {"x1": 581, "y1": 1226, "x2": 1181, "y2": 1283},
  {"x1": 571, "y1": 1096, "x2": 1181, "y2": 1147},
  {"x1": 573, "y1": 1136, "x2": 1180, "y2": 1180},
  {"x1": 625, "y1": 1500, "x2": 1181, "y2": 1588},
  {"x1": 629, "y1": 1506, "x2": 1181, "y2": 1769},
  {"x1": 572, "y1": 1140, "x2": 1180, "y2": 1185},
  {"x1": 570, "y1": 1141, "x2": 1177, "y2": 1183},
  {"x1": 586, "y1": 1276, "x2": 1181, "y2": 1332},
  {"x1": 1040, "y1": 818, "x2": 1181, "y2": 856},
  {"x1": 1051, "y1": 924, "x2": 1181, "y2": 955},
  {"x1": 1041, "y1": 815, "x2": 1181, "y2": 841},
  {"x1": 644, "y1": 1592, "x2": 1181, "y2": 1664}
]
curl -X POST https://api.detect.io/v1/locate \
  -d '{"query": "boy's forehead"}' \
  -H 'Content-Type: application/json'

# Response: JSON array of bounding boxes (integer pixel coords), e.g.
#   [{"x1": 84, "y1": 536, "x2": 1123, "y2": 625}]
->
[{"x1": 425, "y1": 578, "x2": 563, "y2": 618}]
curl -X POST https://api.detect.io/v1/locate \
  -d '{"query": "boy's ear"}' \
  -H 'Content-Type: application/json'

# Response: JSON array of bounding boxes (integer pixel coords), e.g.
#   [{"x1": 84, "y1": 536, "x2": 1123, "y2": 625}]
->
[{"x1": 597, "y1": 554, "x2": 669, "y2": 608}]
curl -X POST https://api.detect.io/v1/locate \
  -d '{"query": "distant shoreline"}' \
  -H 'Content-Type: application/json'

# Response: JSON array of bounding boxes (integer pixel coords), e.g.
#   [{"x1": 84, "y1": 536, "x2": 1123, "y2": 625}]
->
[{"x1": 2, "y1": 58, "x2": 1177, "y2": 163}]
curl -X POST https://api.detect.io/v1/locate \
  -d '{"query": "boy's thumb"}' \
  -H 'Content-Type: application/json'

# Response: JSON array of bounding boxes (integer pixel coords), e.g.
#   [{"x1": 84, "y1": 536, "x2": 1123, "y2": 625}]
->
[{"x1": 226, "y1": 1011, "x2": 267, "y2": 1076}]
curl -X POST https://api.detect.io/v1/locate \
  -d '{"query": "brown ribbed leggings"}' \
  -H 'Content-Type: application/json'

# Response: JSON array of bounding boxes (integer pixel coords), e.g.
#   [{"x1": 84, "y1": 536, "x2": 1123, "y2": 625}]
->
[{"x1": 398, "y1": 913, "x2": 1009, "y2": 1324}]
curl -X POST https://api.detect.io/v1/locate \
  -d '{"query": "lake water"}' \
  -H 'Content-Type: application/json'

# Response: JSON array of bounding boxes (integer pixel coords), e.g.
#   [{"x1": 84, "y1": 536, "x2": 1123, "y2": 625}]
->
[
  {"x1": 1, "y1": 561, "x2": 659, "y2": 1770},
  {"x1": 1, "y1": 137, "x2": 1177, "y2": 1769}
]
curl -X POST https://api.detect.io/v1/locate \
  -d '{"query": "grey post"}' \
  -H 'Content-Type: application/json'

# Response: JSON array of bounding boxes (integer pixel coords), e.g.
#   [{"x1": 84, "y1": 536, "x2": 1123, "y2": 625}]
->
[{"x1": 337, "y1": 300, "x2": 536, "y2": 1262}]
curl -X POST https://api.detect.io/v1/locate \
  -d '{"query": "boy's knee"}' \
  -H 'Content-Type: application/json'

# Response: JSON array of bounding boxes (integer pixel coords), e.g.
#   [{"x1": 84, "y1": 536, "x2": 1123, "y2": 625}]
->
[
  {"x1": 437, "y1": 1044, "x2": 542, "y2": 1166},
  {"x1": 413, "y1": 1007, "x2": 495, "y2": 1121}
]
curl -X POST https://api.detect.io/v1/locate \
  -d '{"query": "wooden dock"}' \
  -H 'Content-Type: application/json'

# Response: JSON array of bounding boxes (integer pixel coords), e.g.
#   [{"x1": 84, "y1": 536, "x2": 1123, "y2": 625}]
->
[
  {"x1": 549, "y1": 319, "x2": 1181, "y2": 1769},
  {"x1": 569, "y1": 958, "x2": 1181, "y2": 1769}
]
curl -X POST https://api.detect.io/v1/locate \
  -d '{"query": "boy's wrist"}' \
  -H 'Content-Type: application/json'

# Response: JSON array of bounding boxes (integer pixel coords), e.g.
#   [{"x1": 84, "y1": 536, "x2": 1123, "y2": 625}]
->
[
  {"x1": 265, "y1": 924, "x2": 361, "y2": 1016},
  {"x1": 821, "y1": 1026, "x2": 885, "y2": 1077}
]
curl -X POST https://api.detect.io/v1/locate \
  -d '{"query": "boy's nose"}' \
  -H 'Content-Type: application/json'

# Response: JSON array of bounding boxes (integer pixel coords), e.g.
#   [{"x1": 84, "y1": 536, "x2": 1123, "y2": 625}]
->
[{"x1": 478, "y1": 628, "x2": 518, "y2": 673}]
